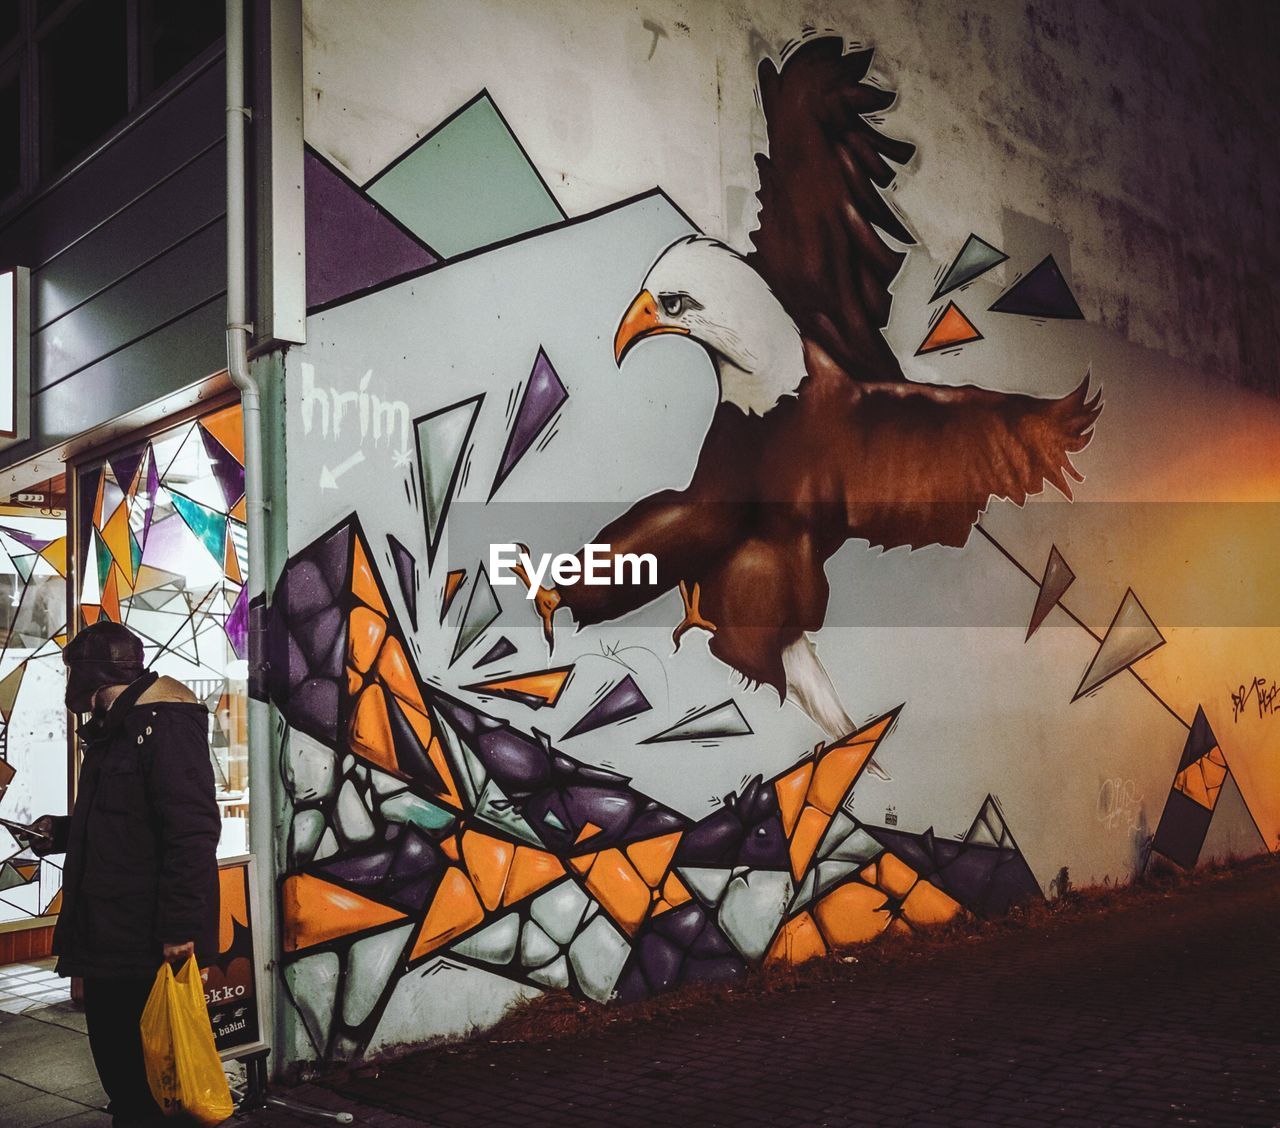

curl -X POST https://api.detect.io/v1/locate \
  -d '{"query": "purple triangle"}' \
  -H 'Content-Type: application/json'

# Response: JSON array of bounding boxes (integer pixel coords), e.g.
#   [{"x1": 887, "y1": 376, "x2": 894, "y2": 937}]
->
[
  {"x1": 562, "y1": 674, "x2": 651, "y2": 739},
  {"x1": 0, "y1": 526, "x2": 53, "y2": 553},
  {"x1": 226, "y1": 585, "x2": 249, "y2": 660},
  {"x1": 489, "y1": 348, "x2": 568, "y2": 498},
  {"x1": 199, "y1": 424, "x2": 246, "y2": 510},
  {"x1": 473, "y1": 636, "x2": 517, "y2": 668},
  {"x1": 387, "y1": 535, "x2": 419, "y2": 631},
  {"x1": 989, "y1": 255, "x2": 1084, "y2": 319},
  {"x1": 305, "y1": 150, "x2": 438, "y2": 309},
  {"x1": 109, "y1": 449, "x2": 145, "y2": 495}
]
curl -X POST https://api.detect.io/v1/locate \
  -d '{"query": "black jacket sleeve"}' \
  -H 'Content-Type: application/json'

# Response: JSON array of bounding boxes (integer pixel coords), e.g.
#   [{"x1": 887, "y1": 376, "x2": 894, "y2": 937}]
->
[
  {"x1": 143, "y1": 710, "x2": 221, "y2": 946},
  {"x1": 44, "y1": 815, "x2": 71, "y2": 854}
]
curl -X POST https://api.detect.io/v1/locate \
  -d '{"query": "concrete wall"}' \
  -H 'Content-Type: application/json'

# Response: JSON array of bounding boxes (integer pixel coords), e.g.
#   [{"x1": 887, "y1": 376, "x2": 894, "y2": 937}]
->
[
  {"x1": 303, "y1": 0, "x2": 1280, "y2": 396},
  {"x1": 266, "y1": 0, "x2": 1280, "y2": 1068}
]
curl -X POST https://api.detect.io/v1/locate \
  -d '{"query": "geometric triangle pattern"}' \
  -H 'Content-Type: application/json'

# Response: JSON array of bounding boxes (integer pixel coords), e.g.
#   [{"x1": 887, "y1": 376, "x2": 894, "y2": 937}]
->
[
  {"x1": 414, "y1": 396, "x2": 481, "y2": 571},
  {"x1": 989, "y1": 254, "x2": 1084, "y2": 319},
  {"x1": 915, "y1": 300, "x2": 983, "y2": 356},
  {"x1": 562, "y1": 674, "x2": 650, "y2": 739},
  {"x1": 362, "y1": 92, "x2": 564, "y2": 261},
  {"x1": 1072, "y1": 588, "x2": 1165, "y2": 701},
  {"x1": 266, "y1": 519, "x2": 1046, "y2": 1063},
  {"x1": 304, "y1": 147, "x2": 439, "y2": 312},
  {"x1": 641, "y1": 699, "x2": 753, "y2": 744},
  {"x1": 489, "y1": 347, "x2": 568, "y2": 499},
  {"x1": 929, "y1": 233, "x2": 1008, "y2": 303},
  {"x1": 1151, "y1": 707, "x2": 1229, "y2": 870},
  {"x1": 460, "y1": 666, "x2": 574, "y2": 710},
  {"x1": 1025, "y1": 544, "x2": 1076, "y2": 641},
  {"x1": 450, "y1": 567, "x2": 500, "y2": 665}
]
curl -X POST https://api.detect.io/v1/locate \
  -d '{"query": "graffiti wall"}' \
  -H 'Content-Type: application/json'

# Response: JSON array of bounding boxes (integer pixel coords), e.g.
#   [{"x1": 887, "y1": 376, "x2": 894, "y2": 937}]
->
[{"x1": 269, "y1": 8, "x2": 1280, "y2": 1065}]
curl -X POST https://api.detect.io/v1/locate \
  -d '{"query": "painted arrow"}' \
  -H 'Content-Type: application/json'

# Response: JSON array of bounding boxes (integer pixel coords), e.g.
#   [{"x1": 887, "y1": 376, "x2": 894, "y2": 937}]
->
[{"x1": 319, "y1": 450, "x2": 366, "y2": 490}]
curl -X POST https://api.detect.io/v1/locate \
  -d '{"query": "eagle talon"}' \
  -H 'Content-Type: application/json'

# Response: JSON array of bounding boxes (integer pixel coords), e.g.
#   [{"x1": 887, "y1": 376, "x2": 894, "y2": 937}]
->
[
  {"x1": 511, "y1": 543, "x2": 562, "y2": 653},
  {"x1": 672, "y1": 580, "x2": 717, "y2": 652}
]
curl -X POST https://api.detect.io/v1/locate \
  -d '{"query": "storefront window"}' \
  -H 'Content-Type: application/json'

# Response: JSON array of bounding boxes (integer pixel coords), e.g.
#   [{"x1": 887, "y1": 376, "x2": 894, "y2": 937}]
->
[
  {"x1": 78, "y1": 404, "x2": 249, "y2": 857},
  {"x1": 0, "y1": 507, "x2": 69, "y2": 924}
]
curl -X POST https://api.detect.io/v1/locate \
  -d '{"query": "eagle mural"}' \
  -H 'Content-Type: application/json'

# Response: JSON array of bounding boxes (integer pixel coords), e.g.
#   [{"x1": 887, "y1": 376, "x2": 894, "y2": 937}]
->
[{"x1": 516, "y1": 36, "x2": 1102, "y2": 741}]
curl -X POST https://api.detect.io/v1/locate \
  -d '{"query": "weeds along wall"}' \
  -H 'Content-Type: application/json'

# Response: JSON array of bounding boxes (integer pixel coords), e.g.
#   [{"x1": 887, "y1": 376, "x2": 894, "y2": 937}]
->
[{"x1": 258, "y1": 0, "x2": 1280, "y2": 1066}]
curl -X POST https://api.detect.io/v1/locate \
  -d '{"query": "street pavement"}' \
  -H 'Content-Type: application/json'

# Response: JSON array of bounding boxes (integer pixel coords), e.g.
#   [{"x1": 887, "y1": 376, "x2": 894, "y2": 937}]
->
[{"x1": 253, "y1": 859, "x2": 1280, "y2": 1128}]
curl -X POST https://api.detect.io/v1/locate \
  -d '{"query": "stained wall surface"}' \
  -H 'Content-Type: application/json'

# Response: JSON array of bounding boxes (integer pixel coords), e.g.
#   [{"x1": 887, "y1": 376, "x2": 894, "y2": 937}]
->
[{"x1": 267, "y1": 0, "x2": 1280, "y2": 1066}]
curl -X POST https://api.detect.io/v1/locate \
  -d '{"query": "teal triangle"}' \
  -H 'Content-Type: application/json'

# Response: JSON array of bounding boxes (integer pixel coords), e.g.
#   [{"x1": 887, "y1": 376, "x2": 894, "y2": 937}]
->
[
  {"x1": 94, "y1": 529, "x2": 112, "y2": 590},
  {"x1": 415, "y1": 395, "x2": 481, "y2": 568},
  {"x1": 12, "y1": 554, "x2": 36, "y2": 583},
  {"x1": 169, "y1": 490, "x2": 228, "y2": 566},
  {"x1": 931, "y1": 233, "x2": 1009, "y2": 302},
  {"x1": 129, "y1": 533, "x2": 142, "y2": 582}
]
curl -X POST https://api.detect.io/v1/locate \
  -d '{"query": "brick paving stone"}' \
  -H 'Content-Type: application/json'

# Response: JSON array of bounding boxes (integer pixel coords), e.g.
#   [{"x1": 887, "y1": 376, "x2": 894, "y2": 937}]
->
[{"x1": 246, "y1": 861, "x2": 1280, "y2": 1128}]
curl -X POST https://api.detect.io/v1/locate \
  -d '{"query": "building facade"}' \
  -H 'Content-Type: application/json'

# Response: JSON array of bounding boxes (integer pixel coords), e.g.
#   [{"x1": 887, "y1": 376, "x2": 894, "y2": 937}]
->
[{"x1": 1, "y1": 0, "x2": 1277, "y2": 1076}]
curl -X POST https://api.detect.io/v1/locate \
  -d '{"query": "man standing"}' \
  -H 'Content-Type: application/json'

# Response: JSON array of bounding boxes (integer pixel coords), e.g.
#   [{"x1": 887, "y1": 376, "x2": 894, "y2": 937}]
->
[{"x1": 32, "y1": 621, "x2": 221, "y2": 1127}]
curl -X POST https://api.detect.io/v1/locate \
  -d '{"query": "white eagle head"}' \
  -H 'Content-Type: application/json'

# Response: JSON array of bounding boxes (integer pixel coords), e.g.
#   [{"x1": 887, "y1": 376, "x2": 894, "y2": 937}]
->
[{"x1": 613, "y1": 236, "x2": 808, "y2": 416}]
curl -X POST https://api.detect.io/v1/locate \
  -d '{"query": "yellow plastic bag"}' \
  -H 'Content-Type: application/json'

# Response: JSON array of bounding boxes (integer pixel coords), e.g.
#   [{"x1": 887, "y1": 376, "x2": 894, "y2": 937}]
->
[{"x1": 141, "y1": 956, "x2": 236, "y2": 1124}]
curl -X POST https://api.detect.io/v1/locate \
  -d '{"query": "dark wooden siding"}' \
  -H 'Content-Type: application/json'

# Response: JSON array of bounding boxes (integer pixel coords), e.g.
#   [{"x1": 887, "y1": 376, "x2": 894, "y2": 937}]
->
[{"x1": 0, "y1": 51, "x2": 227, "y2": 465}]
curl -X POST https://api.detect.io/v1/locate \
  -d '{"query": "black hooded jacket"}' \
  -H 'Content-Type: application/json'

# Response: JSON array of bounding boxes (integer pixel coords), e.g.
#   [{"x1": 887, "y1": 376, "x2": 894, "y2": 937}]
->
[{"x1": 49, "y1": 673, "x2": 221, "y2": 978}]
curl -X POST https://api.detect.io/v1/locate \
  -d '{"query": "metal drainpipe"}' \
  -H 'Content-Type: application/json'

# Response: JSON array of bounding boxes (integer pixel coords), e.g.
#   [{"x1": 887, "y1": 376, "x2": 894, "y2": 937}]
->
[{"x1": 226, "y1": 0, "x2": 278, "y2": 1068}]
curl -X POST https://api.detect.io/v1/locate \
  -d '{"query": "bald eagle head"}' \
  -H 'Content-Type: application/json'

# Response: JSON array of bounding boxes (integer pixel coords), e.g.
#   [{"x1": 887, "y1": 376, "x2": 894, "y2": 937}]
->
[{"x1": 613, "y1": 236, "x2": 808, "y2": 416}]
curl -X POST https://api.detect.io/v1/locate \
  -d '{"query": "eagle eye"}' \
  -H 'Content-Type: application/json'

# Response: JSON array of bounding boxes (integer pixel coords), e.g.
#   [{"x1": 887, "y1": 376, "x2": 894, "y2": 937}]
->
[{"x1": 659, "y1": 293, "x2": 685, "y2": 318}]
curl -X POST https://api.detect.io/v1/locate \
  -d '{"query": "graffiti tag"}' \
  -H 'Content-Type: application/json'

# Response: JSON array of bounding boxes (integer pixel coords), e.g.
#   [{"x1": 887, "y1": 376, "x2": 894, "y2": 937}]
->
[
  {"x1": 1096, "y1": 777, "x2": 1143, "y2": 834},
  {"x1": 1231, "y1": 677, "x2": 1280, "y2": 723},
  {"x1": 298, "y1": 362, "x2": 413, "y2": 456}
]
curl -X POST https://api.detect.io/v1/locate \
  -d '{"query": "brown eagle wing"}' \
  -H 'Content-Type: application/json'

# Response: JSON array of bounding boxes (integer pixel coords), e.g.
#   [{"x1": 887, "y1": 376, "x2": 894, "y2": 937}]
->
[
  {"x1": 747, "y1": 35, "x2": 915, "y2": 383},
  {"x1": 845, "y1": 376, "x2": 1103, "y2": 550}
]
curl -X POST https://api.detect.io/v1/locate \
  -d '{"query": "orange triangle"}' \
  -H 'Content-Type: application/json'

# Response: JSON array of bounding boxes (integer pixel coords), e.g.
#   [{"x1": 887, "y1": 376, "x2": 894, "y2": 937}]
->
[
  {"x1": 441, "y1": 570, "x2": 466, "y2": 620},
  {"x1": 82, "y1": 605, "x2": 102, "y2": 626},
  {"x1": 503, "y1": 847, "x2": 565, "y2": 905},
  {"x1": 224, "y1": 535, "x2": 243, "y2": 585},
  {"x1": 411, "y1": 867, "x2": 485, "y2": 960},
  {"x1": 351, "y1": 537, "x2": 388, "y2": 615},
  {"x1": 348, "y1": 684, "x2": 401, "y2": 776},
  {"x1": 92, "y1": 473, "x2": 106, "y2": 526},
  {"x1": 660, "y1": 872, "x2": 692, "y2": 910},
  {"x1": 463, "y1": 667, "x2": 573, "y2": 709},
  {"x1": 102, "y1": 505, "x2": 133, "y2": 577},
  {"x1": 765, "y1": 911, "x2": 827, "y2": 966},
  {"x1": 916, "y1": 301, "x2": 983, "y2": 356},
  {"x1": 775, "y1": 763, "x2": 813, "y2": 838},
  {"x1": 581, "y1": 848, "x2": 651, "y2": 935},
  {"x1": 574, "y1": 821, "x2": 603, "y2": 845},
  {"x1": 200, "y1": 404, "x2": 245, "y2": 465},
  {"x1": 101, "y1": 567, "x2": 121, "y2": 623},
  {"x1": 808, "y1": 743, "x2": 878, "y2": 816},
  {"x1": 281, "y1": 873, "x2": 406, "y2": 952},
  {"x1": 231, "y1": 496, "x2": 247, "y2": 522},
  {"x1": 375, "y1": 636, "x2": 426, "y2": 710},
  {"x1": 39, "y1": 537, "x2": 68, "y2": 579},
  {"x1": 348, "y1": 606, "x2": 388, "y2": 674},
  {"x1": 789, "y1": 806, "x2": 831, "y2": 881},
  {"x1": 625, "y1": 832, "x2": 682, "y2": 888},
  {"x1": 439, "y1": 835, "x2": 460, "y2": 862},
  {"x1": 461, "y1": 830, "x2": 515, "y2": 912},
  {"x1": 568, "y1": 851, "x2": 596, "y2": 876},
  {"x1": 43, "y1": 889, "x2": 63, "y2": 916}
]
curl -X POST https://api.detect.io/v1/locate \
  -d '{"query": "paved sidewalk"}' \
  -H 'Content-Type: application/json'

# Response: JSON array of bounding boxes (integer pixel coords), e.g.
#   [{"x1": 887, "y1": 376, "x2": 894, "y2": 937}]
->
[
  {"x1": 254, "y1": 861, "x2": 1280, "y2": 1128},
  {"x1": 0, "y1": 959, "x2": 110, "y2": 1126}
]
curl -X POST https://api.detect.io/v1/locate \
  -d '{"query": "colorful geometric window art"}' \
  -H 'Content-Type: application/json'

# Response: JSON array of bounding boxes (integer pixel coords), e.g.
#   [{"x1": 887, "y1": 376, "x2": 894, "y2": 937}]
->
[
  {"x1": 78, "y1": 404, "x2": 251, "y2": 857},
  {"x1": 0, "y1": 502, "x2": 70, "y2": 926}
]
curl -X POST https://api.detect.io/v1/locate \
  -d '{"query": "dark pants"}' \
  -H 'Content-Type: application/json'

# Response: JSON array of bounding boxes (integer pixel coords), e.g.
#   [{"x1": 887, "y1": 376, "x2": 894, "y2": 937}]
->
[{"x1": 83, "y1": 976, "x2": 166, "y2": 1127}]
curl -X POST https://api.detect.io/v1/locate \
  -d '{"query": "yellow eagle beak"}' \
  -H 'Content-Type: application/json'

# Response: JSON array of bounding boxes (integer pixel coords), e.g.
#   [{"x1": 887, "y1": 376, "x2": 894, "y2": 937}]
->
[{"x1": 613, "y1": 289, "x2": 689, "y2": 365}]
